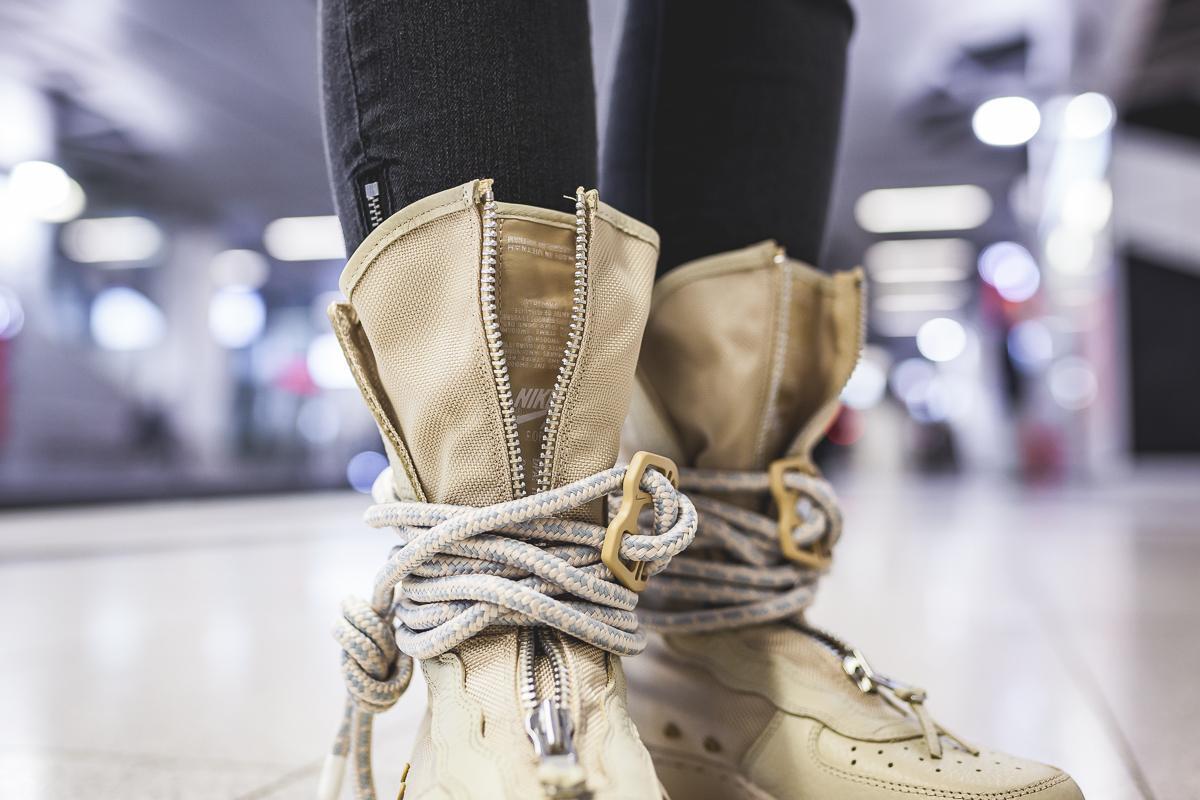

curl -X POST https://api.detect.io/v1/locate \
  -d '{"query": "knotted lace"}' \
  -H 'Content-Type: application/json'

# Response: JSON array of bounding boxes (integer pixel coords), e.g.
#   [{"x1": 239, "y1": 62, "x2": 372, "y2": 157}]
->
[
  {"x1": 319, "y1": 464, "x2": 697, "y2": 800},
  {"x1": 636, "y1": 467, "x2": 841, "y2": 632}
]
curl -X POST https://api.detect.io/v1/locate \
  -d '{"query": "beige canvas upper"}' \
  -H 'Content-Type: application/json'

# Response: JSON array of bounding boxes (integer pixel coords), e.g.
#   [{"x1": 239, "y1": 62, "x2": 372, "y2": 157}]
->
[
  {"x1": 623, "y1": 242, "x2": 1083, "y2": 800},
  {"x1": 627, "y1": 239, "x2": 863, "y2": 476},
  {"x1": 329, "y1": 180, "x2": 667, "y2": 799}
]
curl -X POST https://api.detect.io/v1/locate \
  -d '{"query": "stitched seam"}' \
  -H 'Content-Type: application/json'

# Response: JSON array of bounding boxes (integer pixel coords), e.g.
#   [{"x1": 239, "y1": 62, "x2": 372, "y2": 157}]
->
[
  {"x1": 595, "y1": 208, "x2": 659, "y2": 250},
  {"x1": 343, "y1": 192, "x2": 469, "y2": 297},
  {"x1": 806, "y1": 724, "x2": 1072, "y2": 799},
  {"x1": 330, "y1": 307, "x2": 424, "y2": 500},
  {"x1": 754, "y1": 261, "x2": 792, "y2": 466}
]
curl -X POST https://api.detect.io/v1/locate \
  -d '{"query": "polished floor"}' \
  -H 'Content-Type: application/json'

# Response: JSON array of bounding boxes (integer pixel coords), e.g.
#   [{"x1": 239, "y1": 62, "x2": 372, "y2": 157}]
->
[{"x1": 1, "y1": 467, "x2": 1196, "y2": 799}]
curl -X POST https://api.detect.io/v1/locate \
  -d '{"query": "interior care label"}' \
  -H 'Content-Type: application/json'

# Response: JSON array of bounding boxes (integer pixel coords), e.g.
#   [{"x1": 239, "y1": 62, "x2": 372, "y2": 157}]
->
[{"x1": 497, "y1": 217, "x2": 577, "y2": 492}]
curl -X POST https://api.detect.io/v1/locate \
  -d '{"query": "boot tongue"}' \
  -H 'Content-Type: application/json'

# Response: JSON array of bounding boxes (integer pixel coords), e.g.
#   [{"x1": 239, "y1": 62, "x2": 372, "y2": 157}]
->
[
  {"x1": 336, "y1": 180, "x2": 659, "y2": 508},
  {"x1": 495, "y1": 216, "x2": 577, "y2": 493},
  {"x1": 634, "y1": 241, "x2": 864, "y2": 474}
]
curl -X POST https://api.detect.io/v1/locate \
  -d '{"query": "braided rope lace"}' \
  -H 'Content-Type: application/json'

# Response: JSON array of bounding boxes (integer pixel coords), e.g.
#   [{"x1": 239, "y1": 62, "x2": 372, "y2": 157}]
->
[
  {"x1": 319, "y1": 465, "x2": 697, "y2": 800},
  {"x1": 636, "y1": 467, "x2": 840, "y2": 632},
  {"x1": 637, "y1": 466, "x2": 975, "y2": 759}
]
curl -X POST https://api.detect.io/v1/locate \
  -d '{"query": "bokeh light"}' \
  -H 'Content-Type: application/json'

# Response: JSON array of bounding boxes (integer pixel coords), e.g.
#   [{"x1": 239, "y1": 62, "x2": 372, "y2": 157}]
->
[
  {"x1": 208, "y1": 287, "x2": 266, "y2": 349},
  {"x1": 90, "y1": 287, "x2": 166, "y2": 351},
  {"x1": 63, "y1": 216, "x2": 163, "y2": 264},
  {"x1": 841, "y1": 346, "x2": 890, "y2": 410},
  {"x1": 916, "y1": 317, "x2": 967, "y2": 363},
  {"x1": 1007, "y1": 319, "x2": 1055, "y2": 370},
  {"x1": 979, "y1": 241, "x2": 1040, "y2": 302},
  {"x1": 972, "y1": 96, "x2": 1041, "y2": 147},
  {"x1": 346, "y1": 450, "x2": 388, "y2": 493},
  {"x1": 0, "y1": 286, "x2": 25, "y2": 340},
  {"x1": 7, "y1": 160, "x2": 85, "y2": 222},
  {"x1": 307, "y1": 333, "x2": 355, "y2": 390},
  {"x1": 210, "y1": 249, "x2": 270, "y2": 290},
  {"x1": 1062, "y1": 92, "x2": 1115, "y2": 140},
  {"x1": 1048, "y1": 357, "x2": 1099, "y2": 410}
]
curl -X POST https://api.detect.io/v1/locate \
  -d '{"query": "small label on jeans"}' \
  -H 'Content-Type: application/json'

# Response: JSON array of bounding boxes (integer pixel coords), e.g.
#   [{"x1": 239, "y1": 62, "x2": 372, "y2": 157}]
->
[{"x1": 356, "y1": 166, "x2": 392, "y2": 233}]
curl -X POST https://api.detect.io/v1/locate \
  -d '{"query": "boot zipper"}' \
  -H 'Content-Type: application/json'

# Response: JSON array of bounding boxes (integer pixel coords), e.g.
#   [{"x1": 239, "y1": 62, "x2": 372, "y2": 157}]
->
[
  {"x1": 795, "y1": 623, "x2": 916, "y2": 695},
  {"x1": 476, "y1": 182, "x2": 592, "y2": 794},
  {"x1": 795, "y1": 622, "x2": 974, "y2": 758},
  {"x1": 534, "y1": 188, "x2": 593, "y2": 494},
  {"x1": 520, "y1": 629, "x2": 585, "y2": 797},
  {"x1": 477, "y1": 183, "x2": 594, "y2": 499},
  {"x1": 478, "y1": 181, "x2": 527, "y2": 500}
]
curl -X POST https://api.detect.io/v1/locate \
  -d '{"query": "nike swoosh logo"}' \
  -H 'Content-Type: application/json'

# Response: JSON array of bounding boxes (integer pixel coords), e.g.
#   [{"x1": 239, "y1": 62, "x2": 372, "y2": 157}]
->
[{"x1": 515, "y1": 410, "x2": 548, "y2": 425}]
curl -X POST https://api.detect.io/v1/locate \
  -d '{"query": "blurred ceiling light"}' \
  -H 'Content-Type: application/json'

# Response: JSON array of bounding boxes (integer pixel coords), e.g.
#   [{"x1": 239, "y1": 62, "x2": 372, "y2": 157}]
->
[
  {"x1": 840, "y1": 346, "x2": 891, "y2": 410},
  {"x1": 863, "y1": 238, "x2": 973, "y2": 284},
  {"x1": 1048, "y1": 356, "x2": 1098, "y2": 410},
  {"x1": 1044, "y1": 226, "x2": 1095, "y2": 274},
  {"x1": 0, "y1": 286, "x2": 25, "y2": 340},
  {"x1": 1062, "y1": 92, "x2": 1115, "y2": 140},
  {"x1": 1060, "y1": 180, "x2": 1112, "y2": 233},
  {"x1": 7, "y1": 160, "x2": 86, "y2": 222},
  {"x1": 263, "y1": 216, "x2": 345, "y2": 261},
  {"x1": 0, "y1": 83, "x2": 52, "y2": 166},
  {"x1": 89, "y1": 287, "x2": 166, "y2": 351},
  {"x1": 209, "y1": 287, "x2": 266, "y2": 349},
  {"x1": 1007, "y1": 319, "x2": 1055, "y2": 370},
  {"x1": 916, "y1": 317, "x2": 967, "y2": 362},
  {"x1": 873, "y1": 291, "x2": 967, "y2": 313},
  {"x1": 854, "y1": 185, "x2": 992, "y2": 233},
  {"x1": 63, "y1": 216, "x2": 162, "y2": 264},
  {"x1": 971, "y1": 96, "x2": 1041, "y2": 146},
  {"x1": 346, "y1": 450, "x2": 388, "y2": 493},
  {"x1": 978, "y1": 241, "x2": 1040, "y2": 302},
  {"x1": 307, "y1": 332, "x2": 355, "y2": 389},
  {"x1": 211, "y1": 248, "x2": 270, "y2": 289}
]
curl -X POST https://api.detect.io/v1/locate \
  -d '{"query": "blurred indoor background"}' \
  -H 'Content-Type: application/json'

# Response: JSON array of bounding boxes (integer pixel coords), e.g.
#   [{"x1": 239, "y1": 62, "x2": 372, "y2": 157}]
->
[
  {"x1": 1, "y1": 1, "x2": 1197, "y2": 799},
  {"x1": 0, "y1": 0, "x2": 1195, "y2": 503}
]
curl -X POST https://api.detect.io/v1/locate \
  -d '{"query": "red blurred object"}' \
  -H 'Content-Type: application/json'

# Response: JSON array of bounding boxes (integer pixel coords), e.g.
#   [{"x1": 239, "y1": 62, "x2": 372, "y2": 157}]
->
[
  {"x1": 826, "y1": 405, "x2": 863, "y2": 446},
  {"x1": 1018, "y1": 420, "x2": 1065, "y2": 482},
  {"x1": 274, "y1": 356, "x2": 319, "y2": 396}
]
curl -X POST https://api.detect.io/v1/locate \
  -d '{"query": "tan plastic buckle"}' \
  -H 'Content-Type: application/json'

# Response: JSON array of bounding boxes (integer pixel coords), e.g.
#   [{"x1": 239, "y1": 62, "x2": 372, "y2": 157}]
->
[
  {"x1": 603, "y1": 451, "x2": 679, "y2": 592},
  {"x1": 768, "y1": 455, "x2": 833, "y2": 570}
]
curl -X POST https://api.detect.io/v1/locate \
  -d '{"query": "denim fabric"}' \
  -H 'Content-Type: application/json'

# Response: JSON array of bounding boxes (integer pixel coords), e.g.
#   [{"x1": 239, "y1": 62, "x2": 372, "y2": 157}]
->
[
  {"x1": 320, "y1": 0, "x2": 597, "y2": 251},
  {"x1": 603, "y1": 0, "x2": 854, "y2": 272},
  {"x1": 320, "y1": 0, "x2": 852, "y2": 269}
]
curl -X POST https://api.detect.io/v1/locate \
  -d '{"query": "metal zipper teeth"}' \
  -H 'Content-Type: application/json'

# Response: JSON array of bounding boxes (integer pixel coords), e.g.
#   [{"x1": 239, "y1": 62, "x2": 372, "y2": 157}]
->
[
  {"x1": 534, "y1": 189, "x2": 591, "y2": 494},
  {"x1": 478, "y1": 185, "x2": 528, "y2": 500},
  {"x1": 365, "y1": 193, "x2": 383, "y2": 229},
  {"x1": 542, "y1": 630, "x2": 571, "y2": 708},
  {"x1": 518, "y1": 627, "x2": 539, "y2": 713}
]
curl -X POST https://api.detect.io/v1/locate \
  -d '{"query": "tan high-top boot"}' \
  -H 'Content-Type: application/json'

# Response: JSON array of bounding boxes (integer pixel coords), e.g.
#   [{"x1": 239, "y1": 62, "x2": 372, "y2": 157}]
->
[
  {"x1": 320, "y1": 179, "x2": 695, "y2": 800},
  {"x1": 622, "y1": 241, "x2": 1083, "y2": 800}
]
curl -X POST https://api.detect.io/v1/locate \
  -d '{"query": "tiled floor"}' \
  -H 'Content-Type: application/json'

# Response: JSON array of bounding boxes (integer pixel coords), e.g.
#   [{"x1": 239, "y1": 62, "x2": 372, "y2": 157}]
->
[{"x1": 2, "y1": 467, "x2": 1196, "y2": 799}]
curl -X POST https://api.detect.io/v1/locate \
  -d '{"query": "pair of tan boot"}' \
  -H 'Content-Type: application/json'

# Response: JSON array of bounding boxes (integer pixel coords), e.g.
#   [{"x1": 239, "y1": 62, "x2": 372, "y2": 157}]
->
[{"x1": 321, "y1": 181, "x2": 1083, "y2": 800}]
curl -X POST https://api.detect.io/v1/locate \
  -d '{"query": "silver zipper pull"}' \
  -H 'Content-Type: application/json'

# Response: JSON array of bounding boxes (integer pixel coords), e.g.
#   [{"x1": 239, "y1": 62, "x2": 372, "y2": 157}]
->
[{"x1": 525, "y1": 698, "x2": 586, "y2": 798}]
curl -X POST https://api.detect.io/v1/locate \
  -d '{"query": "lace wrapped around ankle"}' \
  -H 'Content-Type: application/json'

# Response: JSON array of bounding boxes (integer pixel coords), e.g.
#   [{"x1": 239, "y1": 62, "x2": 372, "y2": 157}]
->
[
  {"x1": 636, "y1": 465, "x2": 977, "y2": 760},
  {"x1": 319, "y1": 461, "x2": 697, "y2": 800},
  {"x1": 636, "y1": 466, "x2": 841, "y2": 632}
]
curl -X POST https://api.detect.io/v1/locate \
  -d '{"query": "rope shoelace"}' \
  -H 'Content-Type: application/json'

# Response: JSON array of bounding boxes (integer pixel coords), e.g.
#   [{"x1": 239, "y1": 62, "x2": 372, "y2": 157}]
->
[
  {"x1": 638, "y1": 466, "x2": 975, "y2": 760},
  {"x1": 635, "y1": 467, "x2": 841, "y2": 633},
  {"x1": 319, "y1": 465, "x2": 697, "y2": 800}
]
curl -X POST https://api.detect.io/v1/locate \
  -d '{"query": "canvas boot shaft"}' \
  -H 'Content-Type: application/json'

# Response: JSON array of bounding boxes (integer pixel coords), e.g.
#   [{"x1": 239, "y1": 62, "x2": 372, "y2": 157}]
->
[
  {"x1": 325, "y1": 179, "x2": 682, "y2": 800},
  {"x1": 623, "y1": 241, "x2": 1083, "y2": 800}
]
